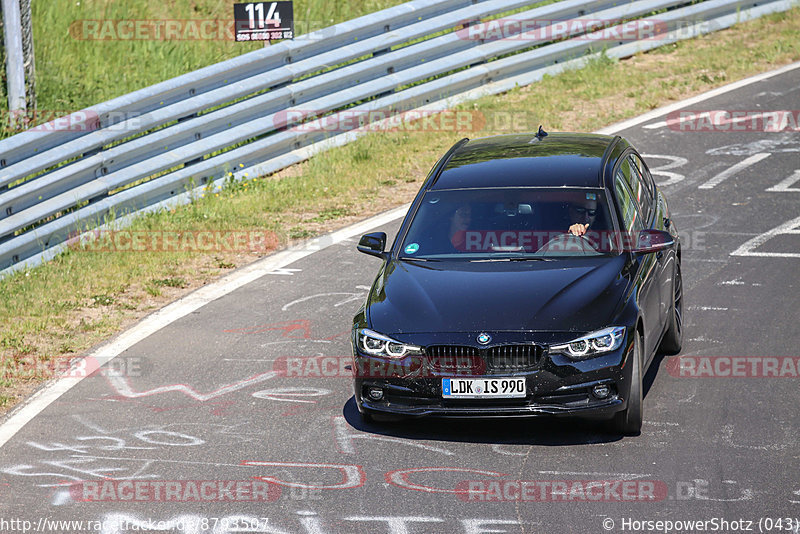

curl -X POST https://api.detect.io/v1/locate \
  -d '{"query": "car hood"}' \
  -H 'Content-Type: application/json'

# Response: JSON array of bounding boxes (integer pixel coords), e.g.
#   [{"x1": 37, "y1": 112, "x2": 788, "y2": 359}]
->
[{"x1": 367, "y1": 256, "x2": 630, "y2": 334}]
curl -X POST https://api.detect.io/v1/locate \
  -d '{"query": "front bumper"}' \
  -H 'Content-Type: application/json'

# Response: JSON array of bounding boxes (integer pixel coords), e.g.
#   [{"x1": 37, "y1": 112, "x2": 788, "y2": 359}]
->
[
  {"x1": 359, "y1": 395, "x2": 624, "y2": 418},
  {"x1": 352, "y1": 334, "x2": 635, "y2": 420}
]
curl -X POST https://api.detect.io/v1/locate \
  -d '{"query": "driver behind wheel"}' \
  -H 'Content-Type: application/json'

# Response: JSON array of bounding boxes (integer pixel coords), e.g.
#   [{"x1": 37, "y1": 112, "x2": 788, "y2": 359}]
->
[{"x1": 567, "y1": 194, "x2": 598, "y2": 237}]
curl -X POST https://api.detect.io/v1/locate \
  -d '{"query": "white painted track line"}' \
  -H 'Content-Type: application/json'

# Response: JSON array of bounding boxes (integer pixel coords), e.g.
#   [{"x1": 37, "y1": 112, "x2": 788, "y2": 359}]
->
[
  {"x1": 766, "y1": 170, "x2": 800, "y2": 192},
  {"x1": 698, "y1": 153, "x2": 771, "y2": 189},
  {"x1": 731, "y1": 214, "x2": 800, "y2": 258}
]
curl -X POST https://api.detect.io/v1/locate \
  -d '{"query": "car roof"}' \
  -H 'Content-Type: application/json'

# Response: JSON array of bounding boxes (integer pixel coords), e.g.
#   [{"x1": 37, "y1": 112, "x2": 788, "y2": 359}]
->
[{"x1": 430, "y1": 132, "x2": 621, "y2": 190}]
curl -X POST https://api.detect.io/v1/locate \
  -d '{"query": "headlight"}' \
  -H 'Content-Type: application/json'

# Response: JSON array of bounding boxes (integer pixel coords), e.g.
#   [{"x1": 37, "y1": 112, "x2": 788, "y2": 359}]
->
[
  {"x1": 550, "y1": 327, "x2": 625, "y2": 360},
  {"x1": 357, "y1": 329, "x2": 422, "y2": 359}
]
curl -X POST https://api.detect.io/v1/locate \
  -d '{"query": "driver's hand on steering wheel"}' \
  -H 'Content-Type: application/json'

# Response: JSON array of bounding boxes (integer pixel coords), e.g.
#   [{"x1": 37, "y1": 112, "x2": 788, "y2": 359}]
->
[{"x1": 568, "y1": 223, "x2": 589, "y2": 236}]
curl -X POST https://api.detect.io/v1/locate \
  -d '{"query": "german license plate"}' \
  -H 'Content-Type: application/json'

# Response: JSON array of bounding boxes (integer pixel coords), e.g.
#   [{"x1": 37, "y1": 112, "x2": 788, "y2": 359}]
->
[{"x1": 442, "y1": 378, "x2": 526, "y2": 398}]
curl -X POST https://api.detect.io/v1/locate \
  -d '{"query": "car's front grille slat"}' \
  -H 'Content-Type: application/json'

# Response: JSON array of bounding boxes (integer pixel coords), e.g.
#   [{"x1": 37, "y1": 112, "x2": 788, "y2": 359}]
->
[{"x1": 426, "y1": 344, "x2": 541, "y2": 374}]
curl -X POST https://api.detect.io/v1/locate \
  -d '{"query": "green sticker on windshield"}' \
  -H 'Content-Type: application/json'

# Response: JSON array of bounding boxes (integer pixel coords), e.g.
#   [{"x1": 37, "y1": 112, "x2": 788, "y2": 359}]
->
[{"x1": 404, "y1": 243, "x2": 420, "y2": 254}]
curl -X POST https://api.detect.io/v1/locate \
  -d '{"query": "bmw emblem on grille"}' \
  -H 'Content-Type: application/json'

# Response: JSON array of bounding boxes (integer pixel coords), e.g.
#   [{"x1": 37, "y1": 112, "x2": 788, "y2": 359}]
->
[{"x1": 477, "y1": 333, "x2": 491, "y2": 345}]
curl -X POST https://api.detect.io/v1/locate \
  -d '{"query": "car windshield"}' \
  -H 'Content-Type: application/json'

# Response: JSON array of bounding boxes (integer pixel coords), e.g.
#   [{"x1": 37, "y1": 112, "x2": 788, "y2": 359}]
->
[{"x1": 399, "y1": 188, "x2": 619, "y2": 259}]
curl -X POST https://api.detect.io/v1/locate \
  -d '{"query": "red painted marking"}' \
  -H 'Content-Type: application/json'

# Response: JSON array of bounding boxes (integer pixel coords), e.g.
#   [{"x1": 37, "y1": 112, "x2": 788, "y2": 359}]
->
[
  {"x1": 385, "y1": 467, "x2": 508, "y2": 494},
  {"x1": 242, "y1": 461, "x2": 365, "y2": 490}
]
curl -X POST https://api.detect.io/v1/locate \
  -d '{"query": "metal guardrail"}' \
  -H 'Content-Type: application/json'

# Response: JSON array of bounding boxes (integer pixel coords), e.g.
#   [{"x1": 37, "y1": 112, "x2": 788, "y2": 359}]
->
[{"x1": 0, "y1": 0, "x2": 794, "y2": 276}]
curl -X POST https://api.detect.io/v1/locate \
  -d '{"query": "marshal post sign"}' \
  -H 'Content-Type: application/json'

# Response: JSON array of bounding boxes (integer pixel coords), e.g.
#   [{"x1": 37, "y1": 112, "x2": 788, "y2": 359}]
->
[{"x1": 234, "y1": 2, "x2": 294, "y2": 42}]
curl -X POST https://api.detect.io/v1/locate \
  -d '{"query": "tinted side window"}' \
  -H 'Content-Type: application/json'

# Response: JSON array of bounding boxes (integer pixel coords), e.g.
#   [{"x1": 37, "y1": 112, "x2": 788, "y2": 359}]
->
[
  {"x1": 615, "y1": 172, "x2": 643, "y2": 233},
  {"x1": 631, "y1": 153, "x2": 656, "y2": 196},
  {"x1": 618, "y1": 157, "x2": 648, "y2": 222},
  {"x1": 627, "y1": 155, "x2": 653, "y2": 221}
]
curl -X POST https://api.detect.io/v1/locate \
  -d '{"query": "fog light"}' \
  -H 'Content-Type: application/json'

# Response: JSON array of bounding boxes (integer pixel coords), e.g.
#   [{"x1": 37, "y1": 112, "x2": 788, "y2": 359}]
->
[
  {"x1": 592, "y1": 384, "x2": 611, "y2": 399},
  {"x1": 367, "y1": 387, "x2": 384, "y2": 401}
]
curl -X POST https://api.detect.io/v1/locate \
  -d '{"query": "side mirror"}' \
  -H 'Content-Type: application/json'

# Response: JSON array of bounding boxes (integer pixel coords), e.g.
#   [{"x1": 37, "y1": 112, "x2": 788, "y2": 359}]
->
[
  {"x1": 633, "y1": 229, "x2": 674, "y2": 254},
  {"x1": 357, "y1": 232, "x2": 387, "y2": 258}
]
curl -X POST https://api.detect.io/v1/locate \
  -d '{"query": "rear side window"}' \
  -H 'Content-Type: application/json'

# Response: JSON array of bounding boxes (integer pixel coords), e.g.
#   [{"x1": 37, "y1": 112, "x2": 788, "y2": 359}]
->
[
  {"x1": 618, "y1": 156, "x2": 652, "y2": 223},
  {"x1": 630, "y1": 153, "x2": 656, "y2": 196},
  {"x1": 627, "y1": 155, "x2": 653, "y2": 221},
  {"x1": 614, "y1": 172, "x2": 643, "y2": 233}
]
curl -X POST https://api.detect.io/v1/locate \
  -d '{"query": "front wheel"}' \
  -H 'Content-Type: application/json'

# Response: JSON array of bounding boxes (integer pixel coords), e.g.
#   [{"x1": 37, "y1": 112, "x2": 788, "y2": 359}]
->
[
  {"x1": 659, "y1": 261, "x2": 683, "y2": 354},
  {"x1": 611, "y1": 333, "x2": 643, "y2": 435}
]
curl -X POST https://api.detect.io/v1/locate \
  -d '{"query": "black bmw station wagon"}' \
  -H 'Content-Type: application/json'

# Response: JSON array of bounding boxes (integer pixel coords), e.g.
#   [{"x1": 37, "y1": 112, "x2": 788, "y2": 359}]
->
[{"x1": 352, "y1": 130, "x2": 682, "y2": 435}]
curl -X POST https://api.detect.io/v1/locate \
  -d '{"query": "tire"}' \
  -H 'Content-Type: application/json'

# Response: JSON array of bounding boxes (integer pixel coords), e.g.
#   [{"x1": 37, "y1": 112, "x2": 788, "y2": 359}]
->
[
  {"x1": 612, "y1": 333, "x2": 643, "y2": 436},
  {"x1": 659, "y1": 261, "x2": 683, "y2": 355}
]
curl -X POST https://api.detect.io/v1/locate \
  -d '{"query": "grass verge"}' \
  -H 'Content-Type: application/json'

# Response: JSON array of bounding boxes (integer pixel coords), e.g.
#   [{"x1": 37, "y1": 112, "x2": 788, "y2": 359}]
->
[{"x1": 1, "y1": 7, "x2": 799, "y2": 413}]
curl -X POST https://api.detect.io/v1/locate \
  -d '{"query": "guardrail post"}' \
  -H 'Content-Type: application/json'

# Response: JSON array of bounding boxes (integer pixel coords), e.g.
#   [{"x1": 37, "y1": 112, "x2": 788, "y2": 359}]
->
[{"x1": 2, "y1": 0, "x2": 27, "y2": 115}]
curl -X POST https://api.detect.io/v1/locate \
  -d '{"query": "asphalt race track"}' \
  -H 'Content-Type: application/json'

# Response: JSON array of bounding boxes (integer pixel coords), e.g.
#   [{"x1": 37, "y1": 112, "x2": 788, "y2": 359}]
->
[{"x1": 0, "y1": 64, "x2": 798, "y2": 534}]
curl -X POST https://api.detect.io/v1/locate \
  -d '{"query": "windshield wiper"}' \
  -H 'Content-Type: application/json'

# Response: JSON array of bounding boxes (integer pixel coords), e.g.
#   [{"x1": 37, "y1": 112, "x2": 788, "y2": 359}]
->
[
  {"x1": 400, "y1": 257, "x2": 440, "y2": 262},
  {"x1": 470, "y1": 257, "x2": 553, "y2": 262}
]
